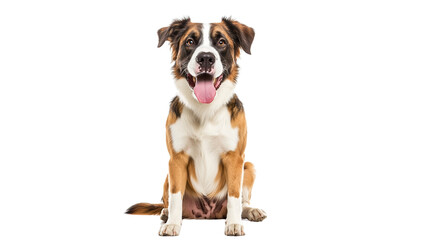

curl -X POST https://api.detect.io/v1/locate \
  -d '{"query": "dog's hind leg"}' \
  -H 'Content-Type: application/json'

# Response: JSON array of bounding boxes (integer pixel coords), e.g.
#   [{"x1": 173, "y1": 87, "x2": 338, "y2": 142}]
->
[
  {"x1": 160, "y1": 175, "x2": 169, "y2": 222},
  {"x1": 241, "y1": 162, "x2": 267, "y2": 222}
]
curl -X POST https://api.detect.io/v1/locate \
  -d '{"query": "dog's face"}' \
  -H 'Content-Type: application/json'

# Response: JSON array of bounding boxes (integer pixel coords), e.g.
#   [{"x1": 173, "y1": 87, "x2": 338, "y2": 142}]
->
[{"x1": 158, "y1": 18, "x2": 254, "y2": 104}]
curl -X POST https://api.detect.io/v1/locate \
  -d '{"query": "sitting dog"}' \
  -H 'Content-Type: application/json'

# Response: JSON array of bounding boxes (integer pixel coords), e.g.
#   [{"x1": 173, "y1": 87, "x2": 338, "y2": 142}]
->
[{"x1": 126, "y1": 17, "x2": 266, "y2": 236}]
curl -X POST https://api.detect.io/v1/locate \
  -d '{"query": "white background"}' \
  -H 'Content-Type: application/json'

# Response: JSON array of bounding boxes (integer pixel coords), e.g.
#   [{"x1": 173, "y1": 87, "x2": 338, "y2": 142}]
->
[{"x1": 1, "y1": 0, "x2": 425, "y2": 239}]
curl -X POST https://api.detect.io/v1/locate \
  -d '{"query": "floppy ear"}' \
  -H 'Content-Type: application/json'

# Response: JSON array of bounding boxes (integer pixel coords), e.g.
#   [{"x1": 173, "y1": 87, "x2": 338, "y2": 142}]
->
[
  {"x1": 157, "y1": 18, "x2": 191, "y2": 48},
  {"x1": 157, "y1": 27, "x2": 169, "y2": 48},
  {"x1": 222, "y1": 17, "x2": 255, "y2": 54}
]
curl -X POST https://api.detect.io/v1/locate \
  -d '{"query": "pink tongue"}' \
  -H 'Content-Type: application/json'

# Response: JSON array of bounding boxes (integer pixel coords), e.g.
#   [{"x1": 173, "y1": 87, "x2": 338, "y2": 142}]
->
[{"x1": 194, "y1": 80, "x2": 216, "y2": 103}]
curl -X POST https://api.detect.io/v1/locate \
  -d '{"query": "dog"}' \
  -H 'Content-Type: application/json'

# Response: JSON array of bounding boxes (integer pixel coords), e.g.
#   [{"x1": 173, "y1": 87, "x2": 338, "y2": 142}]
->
[{"x1": 126, "y1": 17, "x2": 266, "y2": 236}]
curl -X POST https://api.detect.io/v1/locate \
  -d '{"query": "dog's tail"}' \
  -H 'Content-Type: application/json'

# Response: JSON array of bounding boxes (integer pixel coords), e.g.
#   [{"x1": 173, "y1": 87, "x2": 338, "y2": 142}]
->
[{"x1": 125, "y1": 202, "x2": 164, "y2": 215}]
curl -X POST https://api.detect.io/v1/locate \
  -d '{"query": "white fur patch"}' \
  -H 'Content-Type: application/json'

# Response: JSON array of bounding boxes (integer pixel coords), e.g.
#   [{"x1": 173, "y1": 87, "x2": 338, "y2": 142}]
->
[
  {"x1": 167, "y1": 192, "x2": 182, "y2": 225},
  {"x1": 242, "y1": 187, "x2": 250, "y2": 207},
  {"x1": 169, "y1": 88, "x2": 239, "y2": 198},
  {"x1": 226, "y1": 196, "x2": 242, "y2": 224},
  {"x1": 175, "y1": 78, "x2": 236, "y2": 121}
]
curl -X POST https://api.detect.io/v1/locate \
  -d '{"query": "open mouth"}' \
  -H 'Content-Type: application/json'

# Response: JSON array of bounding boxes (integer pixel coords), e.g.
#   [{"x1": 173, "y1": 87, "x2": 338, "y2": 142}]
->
[{"x1": 186, "y1": 73, "x2": 224, "y2": 104}]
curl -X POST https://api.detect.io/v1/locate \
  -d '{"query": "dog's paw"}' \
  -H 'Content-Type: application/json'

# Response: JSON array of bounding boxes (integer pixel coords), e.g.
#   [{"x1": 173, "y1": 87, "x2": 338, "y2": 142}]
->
[
  {"x1": 242, "y1": 207, "x2": 267, "y2": 222},
  {"x1": 158, "y1": 223, "x2": 181, "y2": 236},
  {"x1": 160, "y1": 208, "x2": 168, "y2": 222},
  {"x1": 225, "y1": 223, "x2": 245, "y2": 236}
]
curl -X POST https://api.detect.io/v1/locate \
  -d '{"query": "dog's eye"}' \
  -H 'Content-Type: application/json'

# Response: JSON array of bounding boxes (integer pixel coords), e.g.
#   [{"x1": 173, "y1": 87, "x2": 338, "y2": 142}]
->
[
  {"x1": 186, "y1": 38, "x2": 195, "y2": 46},
  {"x1": 218, "y1": 38, "x2": 226, "y2": 46}
]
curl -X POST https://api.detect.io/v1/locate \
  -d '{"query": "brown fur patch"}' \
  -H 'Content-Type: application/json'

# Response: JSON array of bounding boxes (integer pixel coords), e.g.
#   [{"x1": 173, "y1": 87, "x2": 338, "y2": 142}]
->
[
  {"x1": 227, "y1": 94, "x2": 247, "y2": 154},
  {"x1": 166, "y1": 97, "x2": 183, "y2": 155},
  {"x1": 185, "y1": 157, "x2": 199, "y2": 197},
  {"x1": 162, "y1": 175, "x2": 169, "y2": 208},
  {"x1": 221, "y1": 151, "x2": 244, "y2": 198},
  {"x1": 168, "y1": 152, "x2": 190, "y2": 194},
  {"x1": 243, "y1": 162, "x2": 256, "y2": 204},
  {"x1": 227, "y1": 65, "x2": 239, "y2": 83},
  {"x1": 126, "y1": 202, "x2": 164, "y2": 215}
]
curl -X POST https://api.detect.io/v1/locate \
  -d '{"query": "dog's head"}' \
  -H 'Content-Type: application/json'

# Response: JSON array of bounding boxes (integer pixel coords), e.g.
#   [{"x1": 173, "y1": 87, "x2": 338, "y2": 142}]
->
[{"x1": 158, "y1": 17, "x2": 255, "y2": 104}]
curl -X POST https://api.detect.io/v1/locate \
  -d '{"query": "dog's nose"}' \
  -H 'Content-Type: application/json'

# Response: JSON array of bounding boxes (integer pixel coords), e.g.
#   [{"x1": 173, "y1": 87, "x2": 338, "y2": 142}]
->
[{"x1": 196, "y1": 52, "x2": 215, "y2": 72}]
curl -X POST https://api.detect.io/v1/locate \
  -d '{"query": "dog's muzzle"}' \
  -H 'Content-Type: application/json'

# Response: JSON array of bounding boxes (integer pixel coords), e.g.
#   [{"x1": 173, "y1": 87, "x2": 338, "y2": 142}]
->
[{"x1": 185, "y1": 52, "x2": 224, "y2": 104}]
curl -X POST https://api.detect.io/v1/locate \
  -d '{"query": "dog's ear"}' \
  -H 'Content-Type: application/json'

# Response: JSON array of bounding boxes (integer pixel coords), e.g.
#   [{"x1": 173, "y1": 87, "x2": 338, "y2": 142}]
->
[
  {"x1": 157, "y1": 27, "x2": 169, "y2": 48},
  {"x1": 221, "y1": 17, "x2": 255, "y2": 54},
  {"x1": 157, "y1": 18, "x2": 191, "y2": 48}
]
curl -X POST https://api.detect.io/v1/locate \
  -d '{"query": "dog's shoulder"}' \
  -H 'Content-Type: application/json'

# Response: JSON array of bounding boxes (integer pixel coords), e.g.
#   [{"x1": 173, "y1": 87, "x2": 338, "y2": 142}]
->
[{"x1": 226, "y1": 94, "x2": 244, "y2": 120}]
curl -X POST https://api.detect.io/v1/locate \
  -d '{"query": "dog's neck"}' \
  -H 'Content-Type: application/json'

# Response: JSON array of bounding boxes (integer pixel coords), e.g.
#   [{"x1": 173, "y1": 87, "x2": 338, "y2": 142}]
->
[{"x1": 175, "y1": 78, "x2": 236, "y2": 121}]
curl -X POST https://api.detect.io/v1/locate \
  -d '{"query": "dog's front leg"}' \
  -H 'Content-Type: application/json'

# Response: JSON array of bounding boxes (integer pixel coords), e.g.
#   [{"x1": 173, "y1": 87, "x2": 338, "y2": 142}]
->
[
  {"x1": 158, "y1": 152, "x2": 189, "y2": 236},
  {"x1": 222, "y1": 151, "x2": 245, "y2": 236}
]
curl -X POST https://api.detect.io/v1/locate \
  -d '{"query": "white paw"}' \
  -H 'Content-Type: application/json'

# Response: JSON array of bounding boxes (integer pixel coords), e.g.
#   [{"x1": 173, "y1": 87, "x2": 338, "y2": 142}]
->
[
  {"x1": 242, "y1": 207, "x2": 267, "y2": 222},
  {"x1": 158, "y1": 223, "x2": 181, "y2": 236},
  {"x1": 225, "y1": 223, "x2": 245, "y2": 236}
]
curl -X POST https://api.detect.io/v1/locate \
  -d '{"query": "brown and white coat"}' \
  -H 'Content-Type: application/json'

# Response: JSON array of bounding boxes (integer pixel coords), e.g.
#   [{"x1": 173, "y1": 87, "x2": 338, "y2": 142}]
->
[{"x1": 127, "y1": 18, "x2": 266, "y2": 236}]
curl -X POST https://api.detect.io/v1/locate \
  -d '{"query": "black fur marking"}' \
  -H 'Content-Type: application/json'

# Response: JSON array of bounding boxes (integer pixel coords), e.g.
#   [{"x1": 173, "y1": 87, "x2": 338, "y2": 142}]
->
[
  {"x1": 160, "y1": 212, "x2": 168, "y2": 222},
  {"x1": 213, "y1": 197, "x2": 226, "y2": 214},
  {"x1": 157, "y1": 17, "x2": 191, "y2": 48},
  {"x1": 196, "y1": 198, "x2": 208, "y2": 214},
  {"x1": 221, "y1": 17, "x2": 255, "y2": 55},
  {"x1": 170, "y1": 96, "x2": 182, "y2": 118},
  {"x1": 227, "y1": 94, "x2": 244, "y2": 120}
]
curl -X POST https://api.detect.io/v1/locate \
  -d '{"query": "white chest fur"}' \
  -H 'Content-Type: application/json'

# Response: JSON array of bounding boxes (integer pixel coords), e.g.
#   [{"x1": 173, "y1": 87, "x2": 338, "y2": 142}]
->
[{"x1": 170, "y1": 105, "x2": 239, "y2": 197}]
